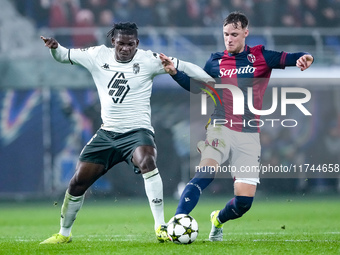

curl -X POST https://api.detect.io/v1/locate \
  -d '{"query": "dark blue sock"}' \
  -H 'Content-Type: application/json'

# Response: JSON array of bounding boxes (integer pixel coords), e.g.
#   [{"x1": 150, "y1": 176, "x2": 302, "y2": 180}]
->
[
  {"x1": 218, "y1": 196, "x2": 253, "y2": 223},
  {"x1": 175, "y1": 167, "x2": 215, "y2": 215}
]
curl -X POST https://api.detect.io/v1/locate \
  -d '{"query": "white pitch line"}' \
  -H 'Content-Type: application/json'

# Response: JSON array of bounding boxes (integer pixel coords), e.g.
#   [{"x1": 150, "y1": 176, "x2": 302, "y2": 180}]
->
[
  {"x1": 10, "y1": 232, "x2": 340, "y2": 242},
  {"x1": 253, "y1": 240, "x2": 338, "y2": 242},
  {"x1": 226, "y1": 232, "x2": 340, "y2": 236},
  {"x1": 202, "y1": 239, "x2": 339, "y2": 242},
  {"x1": 12, "y1": 238, "x2": 339, "y2": 243}
]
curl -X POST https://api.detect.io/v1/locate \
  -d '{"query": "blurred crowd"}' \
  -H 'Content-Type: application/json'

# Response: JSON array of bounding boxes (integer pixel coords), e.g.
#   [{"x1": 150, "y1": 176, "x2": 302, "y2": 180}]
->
[
  {"x1": 12, "y1": 0, "x2": 340, "y2": 48},
  {"x1": 6, "y1": 0, "x2": 340, "y2": 195},
  {"x1": 13, "y1": 0, "x2": 340, "y2": 30}
]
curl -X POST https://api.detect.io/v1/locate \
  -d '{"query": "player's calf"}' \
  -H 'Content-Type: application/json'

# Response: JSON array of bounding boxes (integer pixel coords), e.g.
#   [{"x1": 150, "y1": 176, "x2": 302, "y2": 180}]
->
[
  {"x1": 218, "y1": 196, "x2": 254, "y2": 223},
  {"x1": 176, "y1": 167, "x2": 215, "y2": 215},
  {"x1": 209, "y1": 196, "x2": 253, "y2": 241}
]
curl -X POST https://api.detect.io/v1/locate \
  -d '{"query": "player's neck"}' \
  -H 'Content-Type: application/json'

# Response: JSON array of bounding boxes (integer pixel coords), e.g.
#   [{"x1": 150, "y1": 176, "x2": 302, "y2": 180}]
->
[
  {"x1": 115, "y1": 49, "x2": 138, "y2": 63},
  {"x1": 227, "y1": 45, "x2": 246, "y2": 56}
]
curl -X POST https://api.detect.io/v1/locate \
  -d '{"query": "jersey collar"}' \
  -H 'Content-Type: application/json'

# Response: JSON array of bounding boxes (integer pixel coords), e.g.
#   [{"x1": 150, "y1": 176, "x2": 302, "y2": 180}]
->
[
  {"x1": 226, "y1": 45, "x2": 249, "y2": 57},
  {"x1": 115, "y1": 49, "x2": 138, "y2": 63}
]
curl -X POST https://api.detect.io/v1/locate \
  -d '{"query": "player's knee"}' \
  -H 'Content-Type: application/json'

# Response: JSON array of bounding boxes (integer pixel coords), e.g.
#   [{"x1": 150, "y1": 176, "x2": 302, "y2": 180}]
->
[
  {"x1": 68, "y1": 170, "x2": 97, "y2": 196},
  {"x1": 137, "y1": 154, "x2": 157, "y2": 173},
  {"x1": 68, "y1": 178, "x2": 87, "y2": 196},
  {"x1": 235, "y1": 196, "x2": 253, "y2": 216}
]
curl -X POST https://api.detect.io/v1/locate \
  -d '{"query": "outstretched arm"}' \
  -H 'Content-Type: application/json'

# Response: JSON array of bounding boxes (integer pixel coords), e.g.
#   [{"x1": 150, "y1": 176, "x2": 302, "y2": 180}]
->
[
  {"x1": 296, "y1": 54, "x2": 314, "y2": 71},
  {"x1": 41, "y1": 36, "x2": 70, "y2": 63},
  {"x1": 159, "y1": 53, "x2": 214, "y2": 84},
  {"x1": 159, "y1": 53, "x2": 214, "y2": 93}
]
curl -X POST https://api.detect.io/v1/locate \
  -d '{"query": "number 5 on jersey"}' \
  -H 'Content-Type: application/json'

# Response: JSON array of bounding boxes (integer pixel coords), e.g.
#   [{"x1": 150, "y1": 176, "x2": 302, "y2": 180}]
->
[{"x1": 107, "y1": 72, "x2": 130, "y2": 103}]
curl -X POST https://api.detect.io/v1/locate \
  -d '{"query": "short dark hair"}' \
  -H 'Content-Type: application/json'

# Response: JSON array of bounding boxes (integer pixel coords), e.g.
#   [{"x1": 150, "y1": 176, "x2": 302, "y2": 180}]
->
[
  {"x1": 107, "y1": 22, "x2": 138, "y2": 38},
  {"x1": 223, "y1": 11, "x2": 249, "y2": 29}
]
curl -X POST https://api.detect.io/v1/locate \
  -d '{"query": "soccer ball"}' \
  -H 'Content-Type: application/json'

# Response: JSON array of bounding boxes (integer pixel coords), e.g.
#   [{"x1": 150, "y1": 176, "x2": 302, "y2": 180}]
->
[{"x1": 167, "y1": 214, "x2": 199, "y2": 244}]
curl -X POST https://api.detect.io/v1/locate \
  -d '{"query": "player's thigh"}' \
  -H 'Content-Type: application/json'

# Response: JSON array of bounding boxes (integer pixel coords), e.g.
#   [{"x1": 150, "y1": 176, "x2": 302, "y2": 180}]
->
[
  {"x1": 68, "y1": 161, "x2": 106, "y2": 195},
  {"x1": 199, "y1": 158, "x2": 219, "y2": 168},
  {"x1": 230, "y1": 131, "x2": 261, "y2": 185},
  {"x1": 116, "y1": 128, "x2": 156, "y2": 173},
  {"x1": 71, "y1": 161, "x2": 106, "y2": 186},
  {"x1": 79, "y1": 129, "x2": 121, "y2": 170},
  {"x1": 197, "y1": 124, "x2": 231, "y2": 165}
]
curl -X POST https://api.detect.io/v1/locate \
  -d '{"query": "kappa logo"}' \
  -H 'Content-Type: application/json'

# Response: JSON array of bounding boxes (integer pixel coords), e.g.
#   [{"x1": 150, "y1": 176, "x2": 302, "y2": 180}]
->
[
  {"x1": 152, "y1": 198, "x2": 163, "y2": 204},
  {"x1": 102, "y1": 63, "x2": 109, "y2": 69},
  {"x1": 247, "y1": 54, "x2": 256, "y2": 63}
]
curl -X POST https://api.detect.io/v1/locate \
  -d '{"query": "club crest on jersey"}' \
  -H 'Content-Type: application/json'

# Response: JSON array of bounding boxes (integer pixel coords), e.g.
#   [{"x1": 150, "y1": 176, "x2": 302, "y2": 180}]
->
[
  {"x1": 247, "y1": 54, "x2": 256, "y2": 63},
  {"x1": 133, "y1": 63, "x2": 140, "y2": 74}
]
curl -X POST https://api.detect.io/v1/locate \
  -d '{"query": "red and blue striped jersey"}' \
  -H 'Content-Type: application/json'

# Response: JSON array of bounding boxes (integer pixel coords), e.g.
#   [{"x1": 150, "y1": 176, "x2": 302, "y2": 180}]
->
[{"x1": 203, "y1": 44, "x2": 300, "y2": 133}]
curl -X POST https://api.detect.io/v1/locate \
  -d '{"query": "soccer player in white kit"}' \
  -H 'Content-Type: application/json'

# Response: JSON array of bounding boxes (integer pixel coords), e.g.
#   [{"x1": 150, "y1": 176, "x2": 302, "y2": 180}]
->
[{"x1": 40, "y1": 22, "x2": 214, "y2": 244}]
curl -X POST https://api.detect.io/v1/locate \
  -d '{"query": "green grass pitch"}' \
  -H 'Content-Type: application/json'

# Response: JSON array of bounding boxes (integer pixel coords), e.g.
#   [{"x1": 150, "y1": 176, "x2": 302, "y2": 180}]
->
[{"x1": 0, "y1": 195, "x2": 339, "y2": 254}]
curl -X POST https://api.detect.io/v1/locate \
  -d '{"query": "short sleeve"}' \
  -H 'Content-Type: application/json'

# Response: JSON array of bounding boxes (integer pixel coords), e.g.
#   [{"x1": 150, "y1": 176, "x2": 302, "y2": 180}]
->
[{"x1": 261, "y1": 46, "x2": 286, "y2": 69}]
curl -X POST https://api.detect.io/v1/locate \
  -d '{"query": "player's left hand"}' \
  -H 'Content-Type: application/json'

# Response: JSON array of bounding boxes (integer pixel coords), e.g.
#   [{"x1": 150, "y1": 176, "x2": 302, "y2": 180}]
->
[
  {"x1": 159, "y1": 53, "x2": 177, "y2": 76},
  {"x1": 40, "y1": 36, "x2": 59, "y2": 49},
  {"x1": 296, "y1": 54, "x2": 314, "y2": 71}
]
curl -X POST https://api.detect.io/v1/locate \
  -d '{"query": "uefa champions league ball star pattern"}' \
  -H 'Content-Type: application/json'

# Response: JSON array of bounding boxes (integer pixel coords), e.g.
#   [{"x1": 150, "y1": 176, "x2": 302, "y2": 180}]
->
[{"x1": 167, "y1": 214, "x2": 199, "y2": 244}]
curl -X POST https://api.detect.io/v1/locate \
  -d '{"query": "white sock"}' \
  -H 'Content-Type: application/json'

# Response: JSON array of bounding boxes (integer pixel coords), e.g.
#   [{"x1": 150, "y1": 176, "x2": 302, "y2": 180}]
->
[
  {"x1": 143, "y1": 168, "x2": 165, "y2": 230},
  {"x1": 59, "y1": 190, "x2": 85, "y2": 237}
]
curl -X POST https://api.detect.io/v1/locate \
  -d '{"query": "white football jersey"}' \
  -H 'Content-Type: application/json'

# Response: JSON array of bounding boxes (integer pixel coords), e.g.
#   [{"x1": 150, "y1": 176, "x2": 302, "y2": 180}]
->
[{"x1": 51, "y1": 44, "x2": 214, "y2": 133}]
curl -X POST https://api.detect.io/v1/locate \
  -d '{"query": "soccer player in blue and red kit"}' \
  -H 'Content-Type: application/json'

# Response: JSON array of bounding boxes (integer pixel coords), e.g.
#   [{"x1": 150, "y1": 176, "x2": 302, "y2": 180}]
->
[{"x1": 160, "y1": 11, "x2": 314, "y2": 241}]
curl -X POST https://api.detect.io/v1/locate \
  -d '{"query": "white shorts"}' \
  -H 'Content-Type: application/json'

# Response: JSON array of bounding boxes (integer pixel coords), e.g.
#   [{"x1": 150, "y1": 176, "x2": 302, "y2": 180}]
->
[{"x1": 197, "y1": 125, "x2": 261, "y2": 185}]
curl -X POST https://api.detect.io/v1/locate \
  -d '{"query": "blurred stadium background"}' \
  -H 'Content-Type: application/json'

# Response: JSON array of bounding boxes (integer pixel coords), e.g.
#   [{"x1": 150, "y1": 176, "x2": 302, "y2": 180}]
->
[{"x1": 0, "y1": 0, "x2": 339, "y2": 200}]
